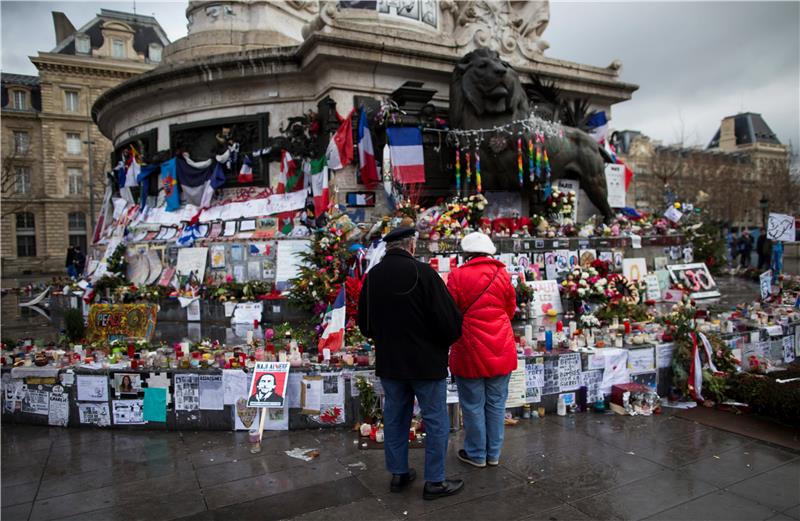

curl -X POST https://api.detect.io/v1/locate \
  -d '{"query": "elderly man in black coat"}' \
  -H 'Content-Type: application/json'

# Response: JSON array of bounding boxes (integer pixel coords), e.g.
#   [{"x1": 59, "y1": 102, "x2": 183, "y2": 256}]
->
[{"x1": 358, "y1": 227, "x2": 464, "y2": 500}]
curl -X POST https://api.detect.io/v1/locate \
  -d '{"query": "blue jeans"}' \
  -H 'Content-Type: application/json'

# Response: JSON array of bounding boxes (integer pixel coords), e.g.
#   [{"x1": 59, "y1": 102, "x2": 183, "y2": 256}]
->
[
  {"x1": 380, "y1": 377, "x2": 449, "y2": 483},
  {"x1": 456, "y1": 374, "x2": 511, "y2": 463}
]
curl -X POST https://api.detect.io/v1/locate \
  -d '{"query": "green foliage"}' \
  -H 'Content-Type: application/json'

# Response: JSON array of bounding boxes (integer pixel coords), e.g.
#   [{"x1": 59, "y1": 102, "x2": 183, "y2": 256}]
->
[
  {"x1": 286, "y1": 226, "x2": 353, "y2": 312},
  {"x1": 63, "y1": 308, "x2": 85, "y2": 343},
  {"x1": 727, "y1": 363, "x2": 800, "y2": 426},
  {"x1": 687, "y1": 221, "x2": 727, "y2": 275},
  {"x1": 355, "y1": 376, "x2": 382, "y2": 423},
  {"x1": 106, "y1": 243, "x2": 128, "y2": 275}
]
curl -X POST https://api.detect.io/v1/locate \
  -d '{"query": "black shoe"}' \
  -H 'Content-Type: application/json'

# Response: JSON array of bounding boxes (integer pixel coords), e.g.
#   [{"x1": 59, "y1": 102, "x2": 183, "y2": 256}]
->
[
  {"x1": 390, "y1": 468, "x2": 416, "y2": 492},
  {"x1": 423, "y1": 479, "x2": 464, "y2": 500},
  {"x1": 457, "y1": 449, "x2": 486, "y2": 468}
]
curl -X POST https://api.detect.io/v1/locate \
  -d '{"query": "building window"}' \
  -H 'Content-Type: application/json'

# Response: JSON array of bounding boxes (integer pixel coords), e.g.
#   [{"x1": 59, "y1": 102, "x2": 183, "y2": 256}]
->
[
  {"x1": 68, "y1": 168, "x2": 83, "y2": 195},
  {"x1": 75, "y1": 34, "x2": 91, "y2": 54},
  {"x1": 14, "y1": 166, "x2": 31, "y2": 194},
  {"x1": 68, "y1": 212, "x2": 87, "y2": 251},
  {"x1": 112, "y1": 39, "x2": 125, "y2": 58},
  {"x1": 66, "y1": 133, "x2": 81, "y2": 155},
  {"x1": 148, "y1": 43, "x2": 162, "y2": 63},
  {"x1": 64, "y1": 90, "x2": 79, "y2": 113},
  {"x1": 13, "y1": 131, "x2": 29, "y2": 154},
  {"x1": 15, "y1": 212, "x2": 36, "y2": 257},
  {"x1": 12, "y1": 90, "x2": 26, "y2": 110}
]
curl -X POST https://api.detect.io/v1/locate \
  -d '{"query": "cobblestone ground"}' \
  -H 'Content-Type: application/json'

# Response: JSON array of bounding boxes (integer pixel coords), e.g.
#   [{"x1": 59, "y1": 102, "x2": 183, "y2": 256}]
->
[{"x1": 2, "y1": 411, "x2": 798, "y2": 521}]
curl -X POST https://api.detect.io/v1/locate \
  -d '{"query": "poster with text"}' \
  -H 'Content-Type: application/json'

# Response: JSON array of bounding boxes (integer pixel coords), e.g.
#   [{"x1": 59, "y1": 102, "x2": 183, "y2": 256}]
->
[
  {"x1": 199, "y1": 374, "x2": 224, "y2": 410},
  {"x1": 78, "y1": 402, "x2": 111, "y2": 426},
  {"x1": 112, "y1": 399, "x2": 146, "y2": 425},
  {"x1": 174, "y1": 374, "x2": 199, "y2": 411},
  {"x1": 247, "y1": 362, "x2": 290, "y2": 408},
  {"x1": 505, "y1": 359, "x2": 527, "y2": 408},
  {"x1": 527, "y1": 280, "x2": 563, "y2": 317},
  {"x1": 604, "y1": 164, "x2": 626, "y2": 208},
  {"x1": 557, "y1": 353, "x2": 581, "y2": 392},
  {"x1": 176, "y1": 247, "x2": 208, "y2": 281},
  {"x1": 48, "y1": 387, "x2": 69, "y2": 427},
  {"x1": 76, "y1": 375, "x2": 109, "y2": 402},
  {"x1": 22, "y1": 385, "x2": 50, "y2": 415}
]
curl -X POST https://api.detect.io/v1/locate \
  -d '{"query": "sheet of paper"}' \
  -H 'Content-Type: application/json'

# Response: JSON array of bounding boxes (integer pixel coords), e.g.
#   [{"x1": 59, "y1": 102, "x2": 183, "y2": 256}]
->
[
  {"x1": 528, "y1": 280, "x2": 563, "y2": 316},
  {"x1": 506, "y1": 359, "x2": 527, "y2": 408},
  {"x1": 601, "y1": 348, "x2": 629, "y2": 394},
  {"x1": 48, "y1": 389, "x2": 69, "y2": 426},
  {"x1": 783, "y1": 335, "x2": 796, "y2": 364},
  {"x1": 301, "y1": 376, "x2": 323, "y2": 414},
  {"x1": 580, "y1": 370, "x2": 604, "y2": 404},
  {"x1": 143, "y1": 388, "x2": 167, "y2": 422},
  {"x1": 767, "y1": 212, "x2": 795, "y2": 242},
  {"x1": 239, "y1": 220, "x2": 256, "y2": 232},
  {"x1": 223, "y1": 221, "x2": 238, "y2": 237},
  {"x1": 76, "y1": 375, "x2": 108, "y2": 402},
  {"x1": 174, "y1": 374, "x2": 199, "y2": 411},
  {"x1": 199, "y1": 374, "x2": 224, "y2": 410},
  {"x1": 223, "y1": 369, "x2": 250, "y2": 405},
  {"x1": 656, "y1": 343, "x2": 675, "y2": 369},
  {"x1": 176, "y1": 247, "x2": 208, "y2": 280},
  {"x1": 78, "y1": 402, "x2": 110, "y2": 426},
  {"x1": 542, "y1": 359, "x2": 560, "y2": 395},
  {"x1": 232, "y1": 302, "x2": 263, "y2": 325},
  {"x1": 22, "y1": 386, "x2": 50, "y2": 415},
  {"x1": 112, "y1": 399, "x2": 146, "y2": 425},
  {"x1": 557, "y1": 352, "x2": 582, "y2": 392},
  {"x1": 286, "y1": 372, "x2": 304, "y2": 409},
  {"x1": 604, "y1": 163, "x2": 626, "y2": 208},
  {"x1": 627, "y1": 347, "x2": 656, "y2": 373},
  {"x1": 276, "y1": 240, "x2": 312, "y2": 283},
  {"x1": 264, "y1": 403, "x2": 290, "y2": 431},
  {"x1": 187, "y1": 299, "x2": 201, "y2": 322}
]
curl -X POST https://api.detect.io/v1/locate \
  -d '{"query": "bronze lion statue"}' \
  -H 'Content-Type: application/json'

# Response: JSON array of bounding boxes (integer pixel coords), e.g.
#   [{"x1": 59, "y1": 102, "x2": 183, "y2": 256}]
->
[{"x1": 449, "y1": 48, "x2": 615, "y2": 222}]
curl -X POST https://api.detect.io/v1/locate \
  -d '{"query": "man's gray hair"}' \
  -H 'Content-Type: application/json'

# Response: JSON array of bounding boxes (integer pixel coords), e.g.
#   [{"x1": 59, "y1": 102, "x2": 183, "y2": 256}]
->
[{"x1": 386, "y1": 236, "x2": 416, "y2": 252}]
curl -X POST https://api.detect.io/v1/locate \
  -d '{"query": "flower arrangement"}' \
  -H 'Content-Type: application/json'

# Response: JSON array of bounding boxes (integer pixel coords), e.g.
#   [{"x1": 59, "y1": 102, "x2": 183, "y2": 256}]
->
[
  {"x1": 560, "y1": 266, "x2": 607, "y2": 303},
  {"x1": 580, "y1": 313, "x2": 601, "y2": 329},
  {"x1": 463, "y1": 194, "x2": 488, "y2": 227},
  {"x1": 355, "y1": 376, "x2": 382, "y2": 423},
  {"x1": 545, "y1": 189, "x2": 576, "y2": 218}
]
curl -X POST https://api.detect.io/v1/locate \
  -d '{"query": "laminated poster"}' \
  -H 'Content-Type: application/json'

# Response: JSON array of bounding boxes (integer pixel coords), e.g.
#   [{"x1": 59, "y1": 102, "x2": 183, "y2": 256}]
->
[
  {"x1": 113, "y1": 373, "x2": 142, "y2": 397},
  {"x1": 232, "y1": 302, "x2": 263, "y2": 325},
  {"x1": 78, "y1": 402, "x2": 111, "y2": 426},
  {"x1": 210, "y1": 245, "x2": 226, "y2": 269},
  {"x1": 199, "y1": 374, "x2": 224, "y2": 411},
  {"x1": 222, "y1": 369, "x2": 249, "y2": 405},
  {"x1": 580, "y1": 370, "x2": 604, "y2": 404},
  {"x1": 186, "y1": 299, "x2": 201, "y2": 322},
  {"x1": 506, "y1": 359, "x2": 527, "y2": 408},
  {"x1": 112, "y1": 399, "x2": 146, "y2": 425},
  {"x1": 557, "y1": 352, "x2": 581, "y2": 392},
  {"x1": 527, "y1": 280, "x2": 563, "y2": 317},
  {"x1": 622, "y1": 258, "x2": 647, "y2": 283},
  {"x1": 627, "y1": 347, "x2": 655, "y2": 373},
  {"x1": 22, "y1": 385, "x2": 50, "y2": 415},
  {"x1": 76, "y1": 375, "x2": 109, "y2": 402},
  {"x1": 48, "y1": 387, "x2": 70, "y2": 427},
  {"x1": 174, "y1": 374, "x2": 199, "y2": 411},
  {"x1": 264, "y1": 403, "x2": 289, "y2": 430},
  {"x1": 542, "y1": 359, "x2": 560, "y2": 395},
  {"x1": 604, "y1": 164, "x2": 626, "y2": 208}
]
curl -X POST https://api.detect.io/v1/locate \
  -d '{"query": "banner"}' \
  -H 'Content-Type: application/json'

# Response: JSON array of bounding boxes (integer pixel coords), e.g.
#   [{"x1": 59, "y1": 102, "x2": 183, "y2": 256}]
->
[{"x1": 87, "y1": 304, "x2": 158, "y2": 342}]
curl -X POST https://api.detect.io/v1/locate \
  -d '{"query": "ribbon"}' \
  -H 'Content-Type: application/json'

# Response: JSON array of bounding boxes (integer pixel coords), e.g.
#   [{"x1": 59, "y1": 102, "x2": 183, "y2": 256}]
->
[{"x1": 688, "y1": 332, "x2": 704, "y2": 401}]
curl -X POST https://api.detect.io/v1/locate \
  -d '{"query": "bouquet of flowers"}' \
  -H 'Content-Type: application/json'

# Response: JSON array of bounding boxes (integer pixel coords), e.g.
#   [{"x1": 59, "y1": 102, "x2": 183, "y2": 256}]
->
[
  {"x1": 560, "y1": 266, "x2": 608, "y2": 303},
  {"x1": 545, "y1": 189, "x2": 576, "y2": 219},
  {"x1": 463, "y1": 194, "x2": 488, "y2": 228}
]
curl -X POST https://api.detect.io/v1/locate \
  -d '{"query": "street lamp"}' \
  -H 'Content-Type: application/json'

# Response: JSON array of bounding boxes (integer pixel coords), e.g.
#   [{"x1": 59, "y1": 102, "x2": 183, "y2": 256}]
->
[{"x1": 759, "y1": 195, "x2": 769, "y2": 228}]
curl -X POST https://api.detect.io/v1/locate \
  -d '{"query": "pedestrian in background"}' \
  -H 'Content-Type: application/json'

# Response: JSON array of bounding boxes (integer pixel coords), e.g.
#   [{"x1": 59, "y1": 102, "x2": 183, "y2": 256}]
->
[
  {"x1": 73, "y1": 246, "x2": 86, "y2": 277},
  {"x1": 358, "y1": 227, "x2": 465, "y2": 500},
  {"x1": 447, "y1": 232, "x2": 517, "y2": 468},
  {"x1": 65, "y1": 245, "x2": 76, "y2": 278},
  {"x1": 756, "y1": 228, "x2": 771, "y2": 270},
  {"x1": 738, "y1": 230, "x2": 753, "y2": 269}
]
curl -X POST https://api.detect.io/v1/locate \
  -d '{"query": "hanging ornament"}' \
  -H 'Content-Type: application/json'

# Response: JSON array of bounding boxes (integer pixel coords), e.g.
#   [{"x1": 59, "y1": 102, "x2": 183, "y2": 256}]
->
[
  {"x1": 455, "y1": 148, "x2": 461, "y2": 195},
  {"x1": 535, "y1": 142, "x2": 542, "y2": 179},
  {"x1": 543, "y1": 148, "x2": 551, "y2": 179},
  {"x1": 465, "y1": 150, "x2": 472, "y2": 193},
  {"x1": 528, "y1": 137, "x2": 535, "y2": 182},
  {"x1": 475, "y1": 146, "x2": 482, "y2": 194},
  {"x1": 517, "y1": 137, "x2": 524, "y2": 188}
]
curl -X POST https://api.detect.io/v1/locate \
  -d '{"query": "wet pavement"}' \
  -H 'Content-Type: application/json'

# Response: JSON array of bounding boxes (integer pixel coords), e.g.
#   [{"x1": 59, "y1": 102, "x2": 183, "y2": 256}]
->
[{"x1": 2, "y1": 412, "x2": 798, "y2": 521}]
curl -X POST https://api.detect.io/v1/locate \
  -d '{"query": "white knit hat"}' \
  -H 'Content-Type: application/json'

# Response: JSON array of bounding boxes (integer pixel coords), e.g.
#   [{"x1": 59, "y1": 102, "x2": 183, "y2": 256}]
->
[{"x1": 460, "y1": 232, "x2": 496, "y2": 255}]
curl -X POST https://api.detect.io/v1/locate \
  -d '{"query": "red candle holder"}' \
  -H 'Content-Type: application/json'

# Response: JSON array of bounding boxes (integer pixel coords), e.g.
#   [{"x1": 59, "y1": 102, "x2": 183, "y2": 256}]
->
[{"x1": 127, "y1": 343, "x2": 135, "y2": 359}]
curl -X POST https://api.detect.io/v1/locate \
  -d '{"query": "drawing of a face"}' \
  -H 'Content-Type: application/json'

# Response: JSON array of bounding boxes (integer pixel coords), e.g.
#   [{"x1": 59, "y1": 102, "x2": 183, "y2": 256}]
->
[{"x1": 257, "y1": 374, "x2": 276, "y2": 395}]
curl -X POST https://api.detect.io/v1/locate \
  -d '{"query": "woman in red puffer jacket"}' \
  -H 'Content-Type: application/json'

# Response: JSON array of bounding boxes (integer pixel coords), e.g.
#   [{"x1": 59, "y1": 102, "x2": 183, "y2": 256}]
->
[{"x1": 447, "y1": 232, "x2": 518, "y2": 468}]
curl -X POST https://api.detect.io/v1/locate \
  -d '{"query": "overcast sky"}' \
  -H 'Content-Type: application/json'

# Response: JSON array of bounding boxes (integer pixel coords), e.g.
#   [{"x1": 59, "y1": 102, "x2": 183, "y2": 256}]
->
[{"x1": 2, "y1": 1, "x2": 798, "y2": 149}]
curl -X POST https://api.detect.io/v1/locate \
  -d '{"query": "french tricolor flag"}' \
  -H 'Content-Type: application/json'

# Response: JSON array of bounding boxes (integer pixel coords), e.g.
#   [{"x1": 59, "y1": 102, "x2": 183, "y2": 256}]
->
[
  {"x1": 386, "y1": 126, "x2": 425, "y2": 184},
  {"x1": 358, "y1": 108, "x2": 379, "y2": 186},
  {"x1": 318, "y1": 286, "x2": 346, "y2": 352}
]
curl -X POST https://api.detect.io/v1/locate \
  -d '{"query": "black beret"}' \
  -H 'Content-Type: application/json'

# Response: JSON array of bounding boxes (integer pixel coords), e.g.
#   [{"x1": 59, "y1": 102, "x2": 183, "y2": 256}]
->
[{"x1": 383, "y1": 227, "x2": 417, "y2": 243}]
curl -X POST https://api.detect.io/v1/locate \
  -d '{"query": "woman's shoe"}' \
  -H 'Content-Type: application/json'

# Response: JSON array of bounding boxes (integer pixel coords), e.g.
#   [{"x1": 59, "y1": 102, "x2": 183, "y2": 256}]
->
[{"x1": 457, "y1": 449, "x2": 486, "y2": 468}]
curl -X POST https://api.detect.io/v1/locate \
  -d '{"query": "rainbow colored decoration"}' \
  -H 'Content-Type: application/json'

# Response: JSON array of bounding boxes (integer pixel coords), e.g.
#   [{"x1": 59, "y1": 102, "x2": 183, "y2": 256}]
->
[
  {"x1": 535, "y1": 143, "x2": 542, "y2": 179},
  {"x1": 455, "y1": 148, "x2": 461, "y2": 194},
  {"x1": 517, "y1": 138, "x2": 524, "y2": 187},
  {"x1": 543, "y1": 149, "x2": 551, "y2": 179},
  {"x1": 465, "y1": 151, "x2": 471, "y2": 192},
  {"x1": 475, "y1": 149, "x2": 482, "y2": 193},
  {"x1": 528, "y1": 138, "x2": 535, "y2": 182}
]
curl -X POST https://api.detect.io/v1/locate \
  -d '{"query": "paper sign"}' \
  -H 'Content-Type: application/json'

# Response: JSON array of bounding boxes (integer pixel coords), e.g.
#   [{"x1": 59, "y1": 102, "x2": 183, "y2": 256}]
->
[
  {"x1": 112, "y1": 399, "x2": 145, "y2": 424},
  {"x1": 210, "y1": 245, "x2": 226, "y2": 269},
  {"x1": 232, "y1": 302, "x2": 263, "y2": 325},
  {"x1": 247, "y1": 362, "x2": 290, "y2": 408},
  {"x1": 557, "y1": 353, "x2": 581, "y2": 392},
  {"x1": 542, "y1": 359, "x2": 560, "y2": 395},
  {"x1": 223, "y1": 370, "x2": 250, "y2": 405},
  {"x1": 528, "y1": 280, "x2": 563, "y2": 316},
  {"x1": 783, "y1": 335, "x2": 796, "y2": 364},
  {"x1": 48, "y1": 389, "x2": 69, "y2": 427},
  {"x1": 600, "y1": 348, "x2": 629, "y2": 394},
  {"x1": 664, "y1": 206, "x2": 683, "y2": 223},
  {"x1": 76, "y1": 375, "x2": 108, "y2": 402},
  {"x1": 767, "y1": 213, "x2": 795, "y2": 242},
  {"x1": 78, "y1": 402, "x2": 110, "y2": 426},
  {"x1": 264, "y1": 403, "x2": 290, "y2": 430},
  {"x1": 199, "y1": 374, "x2": 224, "y2": 410},
  {"x1": 275, "y1": 240, "x2": 312, "y2": 284},
  {"x1": 176, "y1": 247, "x2": 208, "y2": 280},
  {"x1": 286, "y1": 372, "x2": 304, "y2": 409},
  {"x1": 760, "y1": 270, "x2": 772, "y2": 300},
  {"x1": 22, "y1": 386, "x2": 50, "y2": 415},
  {"x1": 644, "y1": 274, "x2": 661, "y2": 301},
  {"x1": 143, "y1": 388, "x2": 167, "y2": 422},
  {"x1": 174, "y1": 374, "x2": 199, "y2": 411},
  {"x1": 506, "y1": 359, "x2": 527, "y2": 408},
  {"x1": 605, "y1": 164, "x2": 626, "y2": 208},
  {"x1": 627, "y1": 347, "x2": 655, "y2": 373},
  {"x1": 187, "y1": 299, "x2": 201, "y2": 322},
  {"x1": 656, "y1": 343, "x2": 674, "y2": 369},
  {"x1": 667, "y1": 263, "x2": 720, "y2": 299},
  {"x1": 580, "y1": 370, "x2": 603, "y2": 404},
  {"x1": 301, "y1": 376, "x2": 323, "y2": 414},
  {"x1": 622, "y1": 258, "x2": 647, "y2": 283}
]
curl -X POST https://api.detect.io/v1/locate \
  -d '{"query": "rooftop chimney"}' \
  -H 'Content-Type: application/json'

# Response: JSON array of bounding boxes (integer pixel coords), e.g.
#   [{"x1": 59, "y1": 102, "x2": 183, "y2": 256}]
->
[
  {"x1": 718, "y1": 116, "x2": 737, "y2": 151},
  {"x1": 52, "y1": 12, "x2": 76, "y2": 47}
]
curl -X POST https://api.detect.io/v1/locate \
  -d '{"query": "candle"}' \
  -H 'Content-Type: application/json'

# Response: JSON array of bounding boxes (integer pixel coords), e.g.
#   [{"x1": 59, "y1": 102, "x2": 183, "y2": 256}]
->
[
  {"x1": 524, "y1": 324, "x2": 533, "y2": 344},
  {"x1": 624, "y1": 320, "x2": 631, "y2": 334},
  {"x1": 545, "y1": 330, "x2": 553, "y2": 352},
  {"x1": 127, "y1": 343, "x2": 135, "y2": 359},
  {"x1": 556, "y1": 321, "x2": 563, "y2": 332}
]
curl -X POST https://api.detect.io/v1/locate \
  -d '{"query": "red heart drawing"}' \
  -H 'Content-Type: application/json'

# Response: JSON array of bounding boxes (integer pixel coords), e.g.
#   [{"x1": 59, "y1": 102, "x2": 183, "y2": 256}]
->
[{"x1": 541, "y1": 303, "x2": 553, "y2": 313}]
